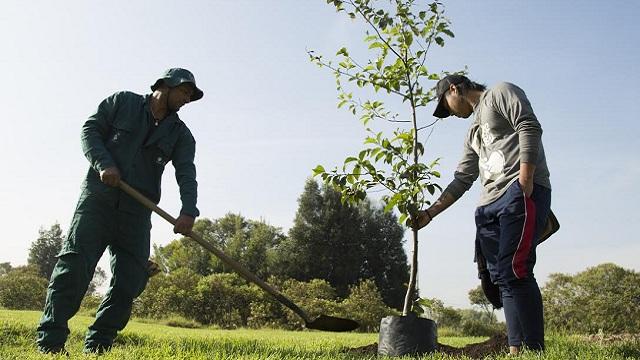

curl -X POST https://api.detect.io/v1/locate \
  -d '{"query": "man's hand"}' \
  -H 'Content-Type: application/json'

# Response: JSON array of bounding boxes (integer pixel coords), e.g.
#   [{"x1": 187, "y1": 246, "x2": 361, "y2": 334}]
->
[
  {"x1": 407, "y1": 210, "x2": 433, "y2": 230},
  {"x1": 519, "y1": 179, "x2": 534, "y2": 198},
  {"x1": 100, "y1": 167, "x2": 121, "y2": 187},
  {"x1": 174, "y1": 214, "x2": 195, "y2": 235}
]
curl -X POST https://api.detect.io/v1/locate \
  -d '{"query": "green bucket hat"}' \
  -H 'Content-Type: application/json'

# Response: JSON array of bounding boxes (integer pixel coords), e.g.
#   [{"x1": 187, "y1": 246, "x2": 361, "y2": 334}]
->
[{"x1": 151, "y1": 68, "x2": 204, "y2": 102}]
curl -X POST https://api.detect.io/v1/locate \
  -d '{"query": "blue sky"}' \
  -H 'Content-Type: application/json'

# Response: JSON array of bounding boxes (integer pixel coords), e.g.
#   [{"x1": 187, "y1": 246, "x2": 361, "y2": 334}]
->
[{"x1": 1, "y1": 0, "x2": 638, "y2": 310}]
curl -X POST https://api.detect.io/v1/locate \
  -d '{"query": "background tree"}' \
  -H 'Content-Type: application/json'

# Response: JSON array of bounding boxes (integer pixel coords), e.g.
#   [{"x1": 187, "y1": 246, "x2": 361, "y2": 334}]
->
[
  {"x1": 310, "y1": 0, "x2": 456, "y2": 314},
  {"x1": 86, "y1": 267, "x2": 107, "y2": 296},
  {"x1": 26, "y1": 222, "x2": 107, "y2": 297},
  {"x1": 542, "y1": 263, "x2": 640, "y2": 334},
  {"x1": 468, "y1": 285, "x2": 496, "y2": 322},
  {"x1": 0, "y1": 262, "x2": 12, "y2": 276},
  {"x1": 359, "y1": 200, "x2": 409, "y2": 308},
  {"x1": 275, "y1": 179, "x2": 409, "y2": 307},
  {"x1": 154, "y1": 214, "x2": 285, "y2": 279},
  {"x1": 28, "y1": 223, "x2": 64, "y2": 279},
  {"x1": 275, "y1": 179, "x2": 365, "y2": 296}
]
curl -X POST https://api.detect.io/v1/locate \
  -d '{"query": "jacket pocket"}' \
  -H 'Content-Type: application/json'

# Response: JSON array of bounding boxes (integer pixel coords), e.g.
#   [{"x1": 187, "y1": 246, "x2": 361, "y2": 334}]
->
[{"x1": 107, "y1": 121, "x2": 133, "y2": 147}]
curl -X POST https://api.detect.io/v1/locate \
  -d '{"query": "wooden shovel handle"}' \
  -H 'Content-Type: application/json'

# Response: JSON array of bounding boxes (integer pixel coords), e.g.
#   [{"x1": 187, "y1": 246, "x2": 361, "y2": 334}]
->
[{"x1": 117, "y1": 181, "x2": 312, "y2": 323}]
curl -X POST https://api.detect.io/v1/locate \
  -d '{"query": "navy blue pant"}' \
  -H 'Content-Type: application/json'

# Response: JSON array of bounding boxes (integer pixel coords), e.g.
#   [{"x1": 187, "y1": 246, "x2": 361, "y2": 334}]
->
[{"x1": 475, "y1": 180, "x2": 551, "y2": 350}]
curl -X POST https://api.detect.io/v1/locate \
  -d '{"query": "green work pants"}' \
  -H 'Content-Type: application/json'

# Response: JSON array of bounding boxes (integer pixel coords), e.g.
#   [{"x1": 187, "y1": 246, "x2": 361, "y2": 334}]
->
[{"x1": 36, "y1": 191, "x2": 151, "y2": 351}]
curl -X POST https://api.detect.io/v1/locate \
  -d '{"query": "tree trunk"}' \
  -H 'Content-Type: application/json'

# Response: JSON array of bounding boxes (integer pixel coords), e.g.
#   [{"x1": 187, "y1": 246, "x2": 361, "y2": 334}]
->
[{"x1": 402, "y1": 227, "x2": 419, "y2": 315}]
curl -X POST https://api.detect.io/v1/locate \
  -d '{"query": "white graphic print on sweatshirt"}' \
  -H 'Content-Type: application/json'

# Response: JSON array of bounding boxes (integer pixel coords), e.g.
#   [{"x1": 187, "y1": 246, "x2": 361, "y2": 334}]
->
[{"x1": 472, "y1": 122, "x2": 505, "y2": 181}]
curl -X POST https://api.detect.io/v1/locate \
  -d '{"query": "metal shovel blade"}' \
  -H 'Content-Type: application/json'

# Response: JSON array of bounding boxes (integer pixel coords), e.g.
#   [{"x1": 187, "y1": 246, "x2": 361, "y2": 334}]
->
[{"x1": 306, "y1": 315, "x2": 359, "y2": 332}]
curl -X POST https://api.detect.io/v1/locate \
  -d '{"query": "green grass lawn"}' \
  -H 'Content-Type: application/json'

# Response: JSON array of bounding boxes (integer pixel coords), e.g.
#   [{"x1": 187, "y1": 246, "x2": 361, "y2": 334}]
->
[{"x1": 1, "y1": 309, "x2": 638, "y2": 359}]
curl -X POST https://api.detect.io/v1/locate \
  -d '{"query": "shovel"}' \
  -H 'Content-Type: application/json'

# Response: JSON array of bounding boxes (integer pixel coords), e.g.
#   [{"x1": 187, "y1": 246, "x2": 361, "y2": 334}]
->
[{"x1": 118, "y1": 180, "x2": 359, "y2": 332}]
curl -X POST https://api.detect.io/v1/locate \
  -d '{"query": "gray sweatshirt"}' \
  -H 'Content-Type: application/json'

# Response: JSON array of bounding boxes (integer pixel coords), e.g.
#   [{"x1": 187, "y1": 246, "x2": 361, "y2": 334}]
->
[{"x1": 444, "y1": 82, "x2": 551, "y2": 206}]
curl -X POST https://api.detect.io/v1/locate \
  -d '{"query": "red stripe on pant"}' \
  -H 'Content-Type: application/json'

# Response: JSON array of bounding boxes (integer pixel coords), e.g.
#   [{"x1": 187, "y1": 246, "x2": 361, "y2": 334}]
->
[{"x1": 512, "y1": 195, "x2": 537, "y2": 279}]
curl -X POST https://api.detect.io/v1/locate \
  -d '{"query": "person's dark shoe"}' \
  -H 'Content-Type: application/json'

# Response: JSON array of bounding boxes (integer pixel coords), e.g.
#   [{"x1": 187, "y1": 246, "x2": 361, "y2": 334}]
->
[
  {"x1": 38, "y1": 344, "x2": 69, "y2": 356},
  {"x1": 83, "y1": 343, "x2": 112, "y2": 355}
]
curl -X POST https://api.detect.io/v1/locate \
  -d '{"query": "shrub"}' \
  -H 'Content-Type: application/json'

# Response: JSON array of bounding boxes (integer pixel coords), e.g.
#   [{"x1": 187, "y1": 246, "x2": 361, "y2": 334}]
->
[
  {"x1": 246, "y1": 280, "x2": 288, "y2": 329},
  {"x1": 164, "y1": 315, "x2": 202, "y2": 329},
  {"x1": 133, "y1": 268, "x2": 201, "y2": 319},
  {"x1": 279, "y1": 278, "x2": 340, "y2": 330},
  {"x1": 341, "y1": 279, "x2": 397, "y2": 332},
  {"x1": 460, "y1": 317, "x2": 505, "y2": 337},
  {"x1": 192, "y1": 273, "x2": 254, "y2": 328},
  {"x1": 543, "y1": 263, "x2": 640, "y2": 334},
  {"x1": 458, "y1": 309, "x2": 505, "y2": 337},
  {"x1": 0, "y1": 265, "x2": 48, "y2": 310},
  {"x1": 78, "y1": 294, "x2": 103, "y2": 316}
]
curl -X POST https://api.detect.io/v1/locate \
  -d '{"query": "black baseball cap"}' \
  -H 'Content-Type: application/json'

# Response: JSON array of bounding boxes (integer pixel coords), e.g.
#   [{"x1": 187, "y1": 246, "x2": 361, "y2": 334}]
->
[{"x1": 433, "y1": 74, "x2": 470, "y2": 118}]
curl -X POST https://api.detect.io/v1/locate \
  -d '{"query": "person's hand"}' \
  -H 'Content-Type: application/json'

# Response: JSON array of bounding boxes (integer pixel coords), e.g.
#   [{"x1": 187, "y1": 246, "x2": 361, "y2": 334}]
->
[
  {"x1": 174, "y1": 214, "x2": 195, "y2": 235},
  {"x1": 100, "y1": 167, "x2": 121, "y2": 187},
  {"x1": 519, "y1": 179, "x2": 533, "y2": 198},
  {"x1": 406, "y1": 210, "x2": 433, "y2": 230},
  {"x1": 147, "y1": 260, "x2": 161, "y2": 277}
]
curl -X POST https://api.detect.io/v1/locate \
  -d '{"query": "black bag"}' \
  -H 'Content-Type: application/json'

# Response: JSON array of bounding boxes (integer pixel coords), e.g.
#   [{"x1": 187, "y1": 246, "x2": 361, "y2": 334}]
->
[
  {"x1": 475, "y1": 243, "x2": 503, "y2": 309},
  {"x1": 378, "y1": 314, "x2": 437, "y2": 356}
]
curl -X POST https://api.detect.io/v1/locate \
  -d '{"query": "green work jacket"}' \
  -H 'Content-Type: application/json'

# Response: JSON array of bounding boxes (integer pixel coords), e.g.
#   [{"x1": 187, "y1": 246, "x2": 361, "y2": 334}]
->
[{"x1": 80, "y1": 91, "x2": 199, "y2": 217}]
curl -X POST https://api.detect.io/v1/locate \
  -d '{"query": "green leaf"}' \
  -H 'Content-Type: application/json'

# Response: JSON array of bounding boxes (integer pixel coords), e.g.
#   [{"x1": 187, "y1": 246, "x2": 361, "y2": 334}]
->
[
  {"x1": 376, "y1": 58, "x2": 384, "y2": 70},
  {"x1": 399, "y1": 213, "x2": 409, "y2": 226},
  {"x1": 344, "y1": 156, "x2": 358, "y2": 164},
  {"x1": 405, "y1": 32, "x2": 413, "y2": 47},
  {"x1": 336, "y1": 47, "x2": 349, "y2": 57},
  {"x1": 435, "y1": 37, "x2": 444, "y2": 46},
  {"x1": 369, "y1": 42, "x2": 385, "y2": 50},
  {"x1": 312, "y1": 165, "x2": 325, "y2": 176},
  {"x1": 364, "y1": 137, "x2": 377, "y2": 145},
  {"x1": 384, "y1": 198, "x2": 397, "y2": 212}
]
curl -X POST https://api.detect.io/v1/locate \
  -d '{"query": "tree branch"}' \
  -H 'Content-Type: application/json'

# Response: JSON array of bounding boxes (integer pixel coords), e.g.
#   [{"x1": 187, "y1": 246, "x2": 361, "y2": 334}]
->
[{"x1": 346, "y1": 0, "x2": 407, "y2": 66}]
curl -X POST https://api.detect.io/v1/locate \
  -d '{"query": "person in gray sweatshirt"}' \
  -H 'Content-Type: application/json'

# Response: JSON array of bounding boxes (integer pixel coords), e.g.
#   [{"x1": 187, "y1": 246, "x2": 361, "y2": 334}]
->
[{"x1": 414, "y1": 75, "x2": 551, "y2": 354}]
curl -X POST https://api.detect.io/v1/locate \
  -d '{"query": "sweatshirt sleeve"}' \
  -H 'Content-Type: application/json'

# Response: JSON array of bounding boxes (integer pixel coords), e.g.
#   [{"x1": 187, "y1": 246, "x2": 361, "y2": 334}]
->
[
  {"x1": 81, "y1": 93, "x2": 119, "y2": 172},
  {"x1": 491, "y1": 82, "x2": 542, "y2": 163},
  {"x1": 444, "y1": 126, "x2": 480, "y2": 199},
  {"x1": 172, "y1": 127, "x2": 199, "y2": 217}
]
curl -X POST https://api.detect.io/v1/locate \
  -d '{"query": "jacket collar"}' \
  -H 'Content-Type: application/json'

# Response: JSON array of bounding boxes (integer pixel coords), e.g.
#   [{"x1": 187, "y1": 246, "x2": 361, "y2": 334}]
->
[{"x1": 144, "y1": 94, "x2": 180, "y2": 146}]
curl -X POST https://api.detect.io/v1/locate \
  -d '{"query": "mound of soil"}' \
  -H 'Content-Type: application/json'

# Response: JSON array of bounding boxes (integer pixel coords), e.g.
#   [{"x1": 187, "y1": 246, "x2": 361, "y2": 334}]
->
[{"x1": 344, "y1": 333, "x2": 509, "y2": 359}]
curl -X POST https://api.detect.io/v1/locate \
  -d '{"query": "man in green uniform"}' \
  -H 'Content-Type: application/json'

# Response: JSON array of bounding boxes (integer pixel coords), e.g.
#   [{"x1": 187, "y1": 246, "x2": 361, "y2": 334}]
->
[{"x1": 36, "y1": 68, "x2": 203, "y2": 354}]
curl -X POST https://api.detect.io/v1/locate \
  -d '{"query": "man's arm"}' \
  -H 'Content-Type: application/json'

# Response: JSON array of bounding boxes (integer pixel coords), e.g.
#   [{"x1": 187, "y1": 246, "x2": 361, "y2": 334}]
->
[
  {"x1": 414, "y1": 189, "x2": 458, "y2": 229},
  {"x1": 414, "y1": 128, "x2": 480, "y2": 229},
  {"x1": 81, "y1": 93, "x2": 121, "y2": 186},
  {"x1": 172, "y1": 127, "x2": 199, "y2": 235},
  {"x1": 492, "y1": 83, "x2": 541, "y2": 197}
]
